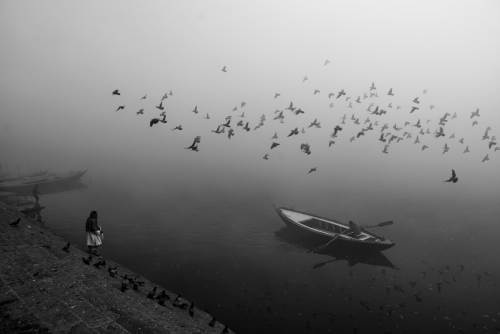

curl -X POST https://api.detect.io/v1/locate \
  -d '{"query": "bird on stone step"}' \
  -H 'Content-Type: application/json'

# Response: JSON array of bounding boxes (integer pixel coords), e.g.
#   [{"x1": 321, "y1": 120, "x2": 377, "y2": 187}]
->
[
  {"x1": 82, "y1": 255, "x2": 92, "y2": 265},
  {"x1": 208, "y1": 316, "x2": 216, "y2": 327},
  {"x1": 10, "y1": 218, "x2": 20, "y2": 226},
  {"x1": 120, "y1": 279, "x2": 128, "y2": 292},
  {"x1": 147, "y1": 287, "x2": 157, "y2": 299},
  {"x1": 189, "y1": 302, "x2": 194, "y2": 316},
  {"x1": 222, "y1": 325, "x2": 229, "y2": 333},
  {"x1": 62, "y1": 242, "x2": 70, "y2": 252}
]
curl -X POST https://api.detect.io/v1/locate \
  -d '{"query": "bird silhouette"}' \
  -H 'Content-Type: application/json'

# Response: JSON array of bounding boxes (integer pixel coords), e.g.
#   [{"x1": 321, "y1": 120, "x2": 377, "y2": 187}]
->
[
  {"x1": 324, "y1": 59, "x2": 330, "y2": 66},
  {"x1": 488, "y1": 141, "x2": 496, "y2": 149},
  {"x1": 286, "y1": 102, "x2": 295, "y2": 112},
  {"x1": 314, "y1": 89, "x2": 320, "y2": 94},
  {"x1": 422, "y1": 145, "x2": 428, "y2": 151},
  {"x1": 222, "y1": 66, "x2": 227, "y2": 72},
  {"x1": 62, "y1": 242, "x2": 70, "y2": 252},
  {"x1": 271, "y1": 132, "x2": 278, "y2": 139},
  {"x1": 112, "y1": 89, "x2": 121, "y2": 95},
  {"x1": 172, "y1": 125, "x2": 182, "y2": 130},
  {"x1": 387, "y1": 88, "x2": 394, "y2": 96},
  {"x1": 303, "y1": 76, "x2": 308, "y2": 82},
  {"x1": 9, "y1": 218, "x2": 20, "y2": 226},
  {"x1": 192, "y1": 106, "x2": 198, "y2": 114},
  {"x1": 442, "y1": 143, "x2": 449, "y2": 154},
  {"x1": 329, "y1": 141, "x2": 335, "y2": 147},
  {"x1": 482, "y1": 154, "x2": 489, "y2": 162},
  {"x1": 116, "y1": 105, "x2": 125, "y2": 111},
  {"x1": 470, "y1": 108, "x2": 480, "y2": 118},
  {"x1": 337, "y1": 89, "x2": 346, "y2": 99},
  {"x1": 308, "y1": 167, "x2": 317, "y2": 174},
  {"x1": 203, "y1": 113, "x2": 210, "y2": 119},
  {"x1": 271, "y1": 142, "x2": 280, "y2": 149},
  {"x1": 208, "y1": 317, "x2": 216, "y2": 327},
  {"x1": 274, "y1": 93, "x2": 281, "y2": 98},
  {"x1": 136, "y1": 109, "x2": 144, "y2": 115},
  {"x1": 435, "y1": 127, "x2": 445, "y2": 138},
  {"x1": 463, "y1": 146, "x2": 469, "y2": 153},
  {"x1": 228, "y1": 129, "x2": 234, "y2": 139},
  {"x1": 410, "y1": 106, "x2": 419, "y2": 113},
  {"x1": 379, "y1": 134, "x2": 386, "y2": 142},
  {"x1": 211, "y1": 125, "x2": 223, "y2": 134},
  {"x1": 382, "y1": 145, "x2": 389, "y2": 154},
  {"x1": 288, "y1": 127, "x2": 299, "y2": 137},
  {"x1": 444, "y1": 170, "x2": 458, "y2": 183},
  {"x1": 413, "y1": 97, "x2": 420, "y2": 104},
  {"x1": 162, "y1": 93, "x2": 168, "y2": 101},
  {"x1": 243, "y1": 122, "x2": 250, "y2": 131},
  {"x1": 472, "y1": 121, "x2": 478, "y2": 126},
  {"x1": 263, "y1": 154, "x2": 269, "y2": 160},
  {"x1": 156, "y1": 101, "x2": 164, "y2": 110},
  {"x1": 147, "y1": 287, "x2": 157, "y2": 299},
  {"x1": 82, "y1": 255, "x2": 92, "y2": 265}
]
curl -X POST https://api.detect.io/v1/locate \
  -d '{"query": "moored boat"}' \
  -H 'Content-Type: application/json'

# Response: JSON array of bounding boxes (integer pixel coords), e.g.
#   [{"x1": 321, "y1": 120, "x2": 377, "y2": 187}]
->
[
  {"x1": 0, "y1": 170, "x2": 87, "y2": 195},
  {"x1": 274, "y1": 206, "x2": 395, "y2": 251}
]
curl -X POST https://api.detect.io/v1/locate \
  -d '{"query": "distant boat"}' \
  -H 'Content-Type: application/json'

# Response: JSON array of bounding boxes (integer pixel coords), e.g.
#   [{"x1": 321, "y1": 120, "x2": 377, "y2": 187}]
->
[
  {"x1": 0, "y1": 170, "x2": 87, "y2": 195},
  {"x1": 0, "y1": 170, "x2": 49, "y2": 184},
  {"x1": 273, "y1": 206, "x2": 395, "y2": 251}
]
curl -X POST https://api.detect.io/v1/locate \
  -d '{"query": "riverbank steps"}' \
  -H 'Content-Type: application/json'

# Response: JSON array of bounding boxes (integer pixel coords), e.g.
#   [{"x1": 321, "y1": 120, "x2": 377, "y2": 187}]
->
[{"x1": 0, "y1": 200, "x2": 234, "y2": 334}]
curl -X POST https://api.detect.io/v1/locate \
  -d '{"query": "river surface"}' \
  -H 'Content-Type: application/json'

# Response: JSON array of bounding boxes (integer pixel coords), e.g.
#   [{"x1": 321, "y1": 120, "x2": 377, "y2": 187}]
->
[{"x1": 37, "y1": 167, "x2": 499, "y2": 334}]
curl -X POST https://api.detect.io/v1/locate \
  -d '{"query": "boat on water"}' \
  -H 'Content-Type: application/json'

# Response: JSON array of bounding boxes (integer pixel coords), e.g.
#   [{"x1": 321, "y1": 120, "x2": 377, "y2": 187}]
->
[
  {"x1": 0, "y1": 170, "x2": 49, "y2": 184},
  {"x1": 274, "y1": 206, "x2": 395, "y2": 251},
  {"x1": 0, "y1": 170, "x2": 87, "y2": 195}
]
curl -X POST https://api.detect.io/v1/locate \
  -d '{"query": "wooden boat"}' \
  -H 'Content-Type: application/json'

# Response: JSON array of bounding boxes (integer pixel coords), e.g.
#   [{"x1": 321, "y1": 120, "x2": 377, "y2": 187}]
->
[
  {"x1": 0, "y1": 170, "x2": 87, "y2": 196},
  {"x1": 274, "y1": 206, "x2": 395, "y2": 251},
  {"x1": 0, "y1": 170, "x2": 48, "y2": 184}
]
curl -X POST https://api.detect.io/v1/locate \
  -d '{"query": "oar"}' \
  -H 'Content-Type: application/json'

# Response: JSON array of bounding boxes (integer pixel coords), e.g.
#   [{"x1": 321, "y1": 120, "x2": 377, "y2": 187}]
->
[
  {"x1": 359, "y1": 221, "x2": 394, "y2": 229},
  {"x1": 311, "y1": 229, "x2": 348, "y2": 253}
]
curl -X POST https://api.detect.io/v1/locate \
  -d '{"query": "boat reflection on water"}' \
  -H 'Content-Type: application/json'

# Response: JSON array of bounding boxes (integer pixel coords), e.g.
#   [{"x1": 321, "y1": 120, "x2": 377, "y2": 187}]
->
[
  {"x1": 20, "y1": 202, "x2": 45, "y2": 218},
  {"x1": 274, "y1": 226, "x2": 397, "y2": 270}
]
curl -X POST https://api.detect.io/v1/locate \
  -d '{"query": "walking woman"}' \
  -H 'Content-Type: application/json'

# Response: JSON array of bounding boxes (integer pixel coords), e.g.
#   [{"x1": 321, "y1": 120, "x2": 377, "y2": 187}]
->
[{"x1": 85, "y1": 211, "x2": 103, "y2": 257}]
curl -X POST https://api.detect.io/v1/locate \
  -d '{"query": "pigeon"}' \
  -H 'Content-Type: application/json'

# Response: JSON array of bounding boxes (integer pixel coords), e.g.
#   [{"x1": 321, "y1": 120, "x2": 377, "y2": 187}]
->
[
  {"x1": 243, "y1": 122, "x2": 250, "y2": 132},
  {"x1": 159, "y1": 115, "x2": 167, "y2": 124},
  {"x1": 172, "y1": 125, "x2": 182, "y2": 130},
  {"x1": 116, "y1": 105, "x2": 125, "y2": 111},
  {"x1": 62, "y1": 242, "x2": 70, "y2": 252},
  {"x1": 413, "y1": 119, "x2": 421, "y2": 128},
  {"x1": 271, "y1": 142, "x2": 280, "y2": 149},
  {"x1": 222, "y1": 119, "x2": 231, "y2": 127},
  {"x1": 186, "y1": 136, "x2": 201, "y2": 152},
  {"x1": 414, "y1": 136, "x2": 420, "y2": 144},
  {"x1": 203, "y1": 113, "x2": 210, "y2": 119},
  {"x1": 227, "y1": 129, "x2": 234, "y2": 139},
  {"x1": 188, "y1": 302, "x2": 194, "y2": 317},
  {"x1": 470, "y1": 108, "x2": 480, "y2": 118},
  {"x1": 208, "y1": 317, "x2": 216, "y2": 327},
  {"x1": 314, "y1": 89, "x2": 320, "y2": 94},
  {"x1": 156, "y1": 101, "x2": 164, "y2": 110},
  {"x1": 308, "y1": 167, "x2": 317, "y2": 174},
  {"x1": 169, "y1": 90, "x2": 173, "y2": 96},
  {"x1": 241, "y1": 101, "x2": 246, "y2": 108},
  {"x1": 324, "y1": 59, "x2": 330, "y2": 66},
  {"x1": 112, "y1": 89, "x2": 120, "y2": 95},
  {"x1": 382, "y1": 145, "x2": 389, "y2": 154},
  {"x1": 472, "y1": 121, "x2": 478, "y2": 126},
  {"x1": 263, "y1": 154, "x2": 269, "y2": 160},
  {"x1": 410, "y1": 106, "x2": 419, "y2": 113},
  {"x1": 288, "y1": 128, "x2": 299, "y2": 137},
  {"x1": 370, "y1": 82, "x2": 376, "y2": 91},
  {"x1": 379, "y1": 134, "x2": 386, "y2": 142},
  {"x1": 286, "y1": 102, "x2": 295, "y2": 112},
  {"x1": 463, "y1": 146, "x2": 470, "y2": 153},
  {"x1": 192, "y1": 106, "x2": 198, "y2": 114},
  {"x1": 337, "y1": 89, "x2": 346, "y2": 99},
  {"x1": 232, "y1": 106, "x2": 237, "y2": 112},
  {"x1": 444, "y1": 170, "x2": 458, "y2": 183},
  {"x1": 147, "y1": 287, "x2": 157, "y2": 299},
  {"x1": 413, "y1": 97, "x2": 420, "y2": 104},
  {"x1": 136, "y1": 109, "x2": 144, "y2": 115},
  {"x1": 9, "y1": 218, "x2": 20, "y2": 226},
  {"x1": 356, "y1": 96, "x2": 361, "y2": 103},
  {"x1": 331, "y1": 125, "x2": 342, "y2": 138},
  {"x1": 222, "y1": 325, "x2": 229, "y2": 333},
  {"x1": 488, "y1": 141, "x2": 496, "y2": 149},
  {"x1": 422, "y1": 145, "x2": 428, "y2": 151},
  {"x1": 274, "y1": 93, "x2": 281, "y2": 98},
  {"x1": 330, "y1": 103, "x2": 334, "y2": 108},
  {"x1": 211, "y1": 125, "x2": 223, "y2": 134},
  {"x1": 482, "y1": 154, "x2": 489, "y2": 162},
  {"x1": 387, "y1": 88, "x2": 394, "y2": 96},
  {"x1": 272, "y1": 132, "x2": 278, "y2": 139},
  {"x1": 162, "y1": 93, "x2": 168, "y2": 101},
  {"x1": 328, "y1": 93, "x2": 335, "y2": 99},
  {"x1": 435, "y1": 127, "x2": 445, "y2": 138},
  {"x1": 238, "y1": 112, "x2": 245, "y2": 118},
  {"x1": 329, "y1": 141, "x2": 335, "y2": 147},
  {"x1": 442, "y1": 143, "x2": 449, "y2": 154},
  {"x1": 222, "y1": 66, "x2": 227, "y2": 72},
  {"x1": 82, "y1": 256, "x2": 92, "y2": 265},
  {"x1": 303, "y1": 76, "x2": 308, "y2": 82}
]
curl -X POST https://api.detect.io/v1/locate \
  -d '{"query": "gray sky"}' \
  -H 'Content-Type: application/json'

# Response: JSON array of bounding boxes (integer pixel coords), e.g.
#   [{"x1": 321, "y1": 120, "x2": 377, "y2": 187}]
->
[{"x1": 1, "y1": 0, "x2": 499, "y2": 192}]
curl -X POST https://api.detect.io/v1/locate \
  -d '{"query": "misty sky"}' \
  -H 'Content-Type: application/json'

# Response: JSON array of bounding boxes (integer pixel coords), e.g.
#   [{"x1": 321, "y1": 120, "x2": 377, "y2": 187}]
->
[{"x1": 1, "y1": 0, "x2": 499, "y2": 193}]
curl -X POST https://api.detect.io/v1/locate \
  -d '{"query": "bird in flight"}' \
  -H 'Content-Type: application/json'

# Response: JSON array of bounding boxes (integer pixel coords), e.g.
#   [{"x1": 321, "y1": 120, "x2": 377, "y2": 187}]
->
[
  {"x1": 112, "y1": 89, "x2": 120, "y2": 95},
  {"x1": 288, "y1": 128, "x2": 299, "y2": 137},
  {"x1": 329, "y1": 140, "x2": 335, "y2": 147},
  {"x1": 410, "y1": 106, "x2": 419, "y2": 113},
  {"x1": 482, "y1": 154, "x2": 489, "y2": 162},
  {"x1": 382, "y1": 145, "x2": 389, "y2": 154},
  {"x1": 379, "y1": 133, "x2": 386, "y2": 142},
  {"x1": 449, "y1": 133, "x2": 455, "y2": 139},
  {"x1": 413, "y1": 97, "x2": 420, "y2": 104},
  {"x1": 314, "y1": 89, "x2": 320, "y2": 94},
  {"x1": 192, "y1": 106, "x2": 198, "y2": 114},
  {"x1": 186, "y1": 136, "x2": 201, "y2": 151},
  {"x1": 150, "y1": 118, "x2": 159, "y2": 127},
  {"x1": 222, "y1": 66, "x2": 227, "y2": 72},
  {"x1": 488, "y1": 141, "x2": 497, "y2": 149},
  {"x1": 387, "y1": 88, "x2": 394, "y2": 96},
  {"x1": 136, "y1": 109, "x2": 144, "y2": 115},
  {"x1": 308, "y1": 167, "x2": 317, "y2": 174},
  {"x1": 303, "y1": 76, "x2": 308, "y2": 82},
  {"x1": 472, "y1": 121, "x2": 478, "y2": 126},
  {"x1": 243, "y1": 122, "x2": 250, "y2": 132},
  {"x1": 169, "y1": 90, "x2": 173, "y2": 96},
  {"x1": 271, "y1": 142, "x2": 280, "y2": 149},
  {"x1": 116, "y1": 105, "x2": 125, "y2": 111},
  {"x1": 172, "y1": 125, "x2": 182, "y2": 130},
  {"x1": 162, "y1": 93, "x2": 169, "y2": 101},
  {"x1": 444, "y1": 170, "x2": 458, "y2": 183},
  {"x1": 286, "y1": 102, "x2": 295, "y2": 112},
  {"x1": 211, "y1": 125, "x2": 223, "y2": 134},
  {"x1": 156, "y1": 101, "x2": 164, "y2": 110},
  {"x1": 295, "y1": 108, "x2": 305, "y2": 115},
  {"x1": 370, "y1": 82, "x2": 376, "y2": 91},
  {"x1": 355, "y1": 96, "x2": 361, "y2": 103},
  {"x1": 423, "y1": 89, "x2": 427, "y2": 94},
  {"x1": 263, "y1": 154, "x2": 269, "y2": 160},
  {"x1": 140, "y1": 94, "x2": 147, "y2": 100},
  {"x1": 414, "y1": 136, "x2": 420, "y2": 144},
  {"x1": 159, "y1": 115, "x2": 167, "y2": 124},
  {"x1": 232, "y1": 106, "x2": 238, "y2": 111},
  {"x1": 328, "y1": 93, "x2": 335, "y2": 99},
  {"x1": 430, "y1": 105, "x2": 435, "y2": 110},
  {"x1": 470, "y1": 108, "x2": 480, "y2": 118},
  {"x1": 271, "y1": 132, "x2": 278, "y2": 139},
  {"x1": 442, "y1": 143, "x2": 449, "y2": 154},
  {"x1": 274, "y1": 93, "x2": 281, "y2": 98},
  {"x1": 241, "y1": 101, "x2": 246, "y2": 108},
  {"x1": 238, "y1": 112, "x2": 245, "y2": 118},
  {"x1": 324, "y1": 59, "x2": 330, "y2": 66},
  {"x1": 300, "y1": 143, "x2": 311, "y2": 155},
  {"x1": 435, "y1": 127, "x2": 445, "y2": 138},
  {"x1": 337, "y1": 89, "x2": 346, "y2": 99},
  {"x1": 463, "y1": 146, "x2": 470, "y2": 153},
  {"x1": 331, "y1": 125, "x2": 342, "y2": 138},
  {"x1": 203, "y1": 113, "x2": 210, "y2": 119},
  {"x1": 413, "y1": 119, "x2": 421, "y2": 128},
  {"x1": 228, "y1": 129, "x2": 234, "y2": 139},
  {"x1": 422, "y1": 145, "x2": 428, "y2": 151}
]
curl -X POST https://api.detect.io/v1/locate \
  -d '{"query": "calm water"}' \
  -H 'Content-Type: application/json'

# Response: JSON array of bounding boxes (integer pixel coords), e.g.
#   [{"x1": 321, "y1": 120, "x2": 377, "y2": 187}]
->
[{"x1": 36, "y1": 168, "x2": 499, "y2": 334}]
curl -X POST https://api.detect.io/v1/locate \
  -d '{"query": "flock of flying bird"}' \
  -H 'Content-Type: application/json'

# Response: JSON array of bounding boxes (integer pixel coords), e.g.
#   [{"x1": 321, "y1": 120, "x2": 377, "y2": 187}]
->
[{"x1": 110, "y1": 63, "x2": 497, "y2": 182}]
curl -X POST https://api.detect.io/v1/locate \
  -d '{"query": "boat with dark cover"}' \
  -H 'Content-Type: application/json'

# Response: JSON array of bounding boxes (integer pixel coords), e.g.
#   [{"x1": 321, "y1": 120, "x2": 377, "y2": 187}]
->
[{"x1": 274, "y1": 206, "x2": 395, "y2": 251}]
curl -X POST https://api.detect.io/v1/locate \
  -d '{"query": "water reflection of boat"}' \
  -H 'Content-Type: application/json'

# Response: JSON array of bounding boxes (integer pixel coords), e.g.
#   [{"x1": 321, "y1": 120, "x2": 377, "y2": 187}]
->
[
  {"x1": 0, "y1": 170, "x2": 87, "y2": 195},
  {"x1": 274, "y1": 227, "x2": 397, "y2": 269},
  {"x1": 274, "y1": 206, "x2": 395, "y2": 251},
  {"x1": 20, "y1": 203, "x2": 45, "y2": 217}
]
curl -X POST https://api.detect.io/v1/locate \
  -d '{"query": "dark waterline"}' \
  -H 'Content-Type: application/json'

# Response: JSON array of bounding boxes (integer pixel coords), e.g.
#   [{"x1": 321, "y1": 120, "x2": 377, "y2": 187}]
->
[{"x1": 38, "y1": 171, "x2": 500, "y2": 334}]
